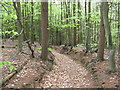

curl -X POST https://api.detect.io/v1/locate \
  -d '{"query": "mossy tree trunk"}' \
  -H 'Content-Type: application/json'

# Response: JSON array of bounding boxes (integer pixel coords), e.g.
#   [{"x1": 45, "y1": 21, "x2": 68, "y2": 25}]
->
[{"x1": 102, "y1": 1, "x2": 116, "y2": 72}]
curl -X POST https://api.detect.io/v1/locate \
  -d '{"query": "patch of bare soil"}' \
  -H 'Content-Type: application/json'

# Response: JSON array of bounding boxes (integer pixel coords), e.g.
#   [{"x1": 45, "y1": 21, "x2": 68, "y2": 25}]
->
[
  {"x1": 56, "y1": 46, "x2": 119, "y2": 88},
  {"x1": 38, "y1": 50, "x2": 95, "y2": 88}
]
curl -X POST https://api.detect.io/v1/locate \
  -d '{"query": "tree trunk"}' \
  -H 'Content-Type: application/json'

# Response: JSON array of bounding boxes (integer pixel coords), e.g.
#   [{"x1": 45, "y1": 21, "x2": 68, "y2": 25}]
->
[
  {"x1": 108, "y1": 50, "x2": 116, "y2": 72},
  {"x1": 66, "y1": 2, "x2": 72, "y2": 46},
  {"x1": 97, "y1": 3, "x2": 105, "y2": 60},
  {"x1": 41, "y1": 2, "x2": 49, "y2": 61},
  {"x1": 102, "y1": 1, "x2": 113, "y2": 49},
  {"x1": 73, "y1": 2, "x2": 76, "y2": 46},
  {"x1": 102, "y1": 1, "x2": 116, "y2": 72},
  {"x1": 85, "y1": 0, "x2": 91, "y2": 53},
  {"x1": 118, "y1": 3, "x2": 120, "y2": 50},
  {"x1": 13, "y1": 1, "x2": 23, "y2": 53},
  {"x1": 77, "y1": 2, "x2": 82, "y2": 44},
  {"x1": 31, "y1": 1, "x2": 34, "y2": 44}
]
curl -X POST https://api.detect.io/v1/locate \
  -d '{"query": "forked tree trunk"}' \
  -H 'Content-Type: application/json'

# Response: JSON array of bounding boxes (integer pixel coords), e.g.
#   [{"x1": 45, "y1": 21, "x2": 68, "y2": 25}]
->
[
  {"x1": 102, "y1": 1, "x2": 113, "y2": 49},
  {"x1": 41, "y1": 2, "x2": 49, "y2": 61},
  {"x1": 102, "y1": 1, "x2": 116, "y2": 72}
]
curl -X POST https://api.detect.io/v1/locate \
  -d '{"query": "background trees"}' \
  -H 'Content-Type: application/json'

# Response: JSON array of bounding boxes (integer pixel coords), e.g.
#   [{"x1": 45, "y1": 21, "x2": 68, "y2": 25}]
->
[{"x1": 0, "y1": 1, "x2": 119, "y2": 59}]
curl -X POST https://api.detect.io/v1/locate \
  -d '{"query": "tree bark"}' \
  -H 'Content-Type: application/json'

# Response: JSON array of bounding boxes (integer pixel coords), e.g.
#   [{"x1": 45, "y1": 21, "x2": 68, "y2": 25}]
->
[
  {"x1": 41, "y1": 2, "x2": 49, "y2": 61},
  {"x1": 73, "y1": 2, "x2": 76, "y2": 46},
  {"x1": 102, "y1": 1, "x2": 116, "y2": 72},
  {"x1": 102, "y1": 1, "x2": 113, "y2": 49},
  {"x1": 13, "y1": 1, "x2": 23, "y2": 53},
  {"x1": 31, "y1": 1, "x2": 34, "y2": 44},
  {"x1": 77, "y1": 2, "x2": 82, "y2": 44},
  {"x1": 85, "y1": 0, "x2": 91, "y2": 53},
  {"x1": 97, "y1": 3, "x2": 105, "y2": 60},
  {"x1": 108, "y1": 50, "x2": 116, "y2": 72}
]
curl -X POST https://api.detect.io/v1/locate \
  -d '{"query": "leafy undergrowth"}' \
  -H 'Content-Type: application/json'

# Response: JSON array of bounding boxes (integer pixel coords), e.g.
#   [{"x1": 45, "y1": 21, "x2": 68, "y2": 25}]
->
[{"x1": 54, "y1": 45, "x2": 119, "y2": 88}]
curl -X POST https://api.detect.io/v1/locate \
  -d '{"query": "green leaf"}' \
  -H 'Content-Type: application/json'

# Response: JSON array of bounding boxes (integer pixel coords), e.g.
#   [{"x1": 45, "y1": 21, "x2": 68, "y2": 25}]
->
[
  {"x1": 48, "y1": 48, "x2": 52, "y2": 51},
  {"x1": 2, "y1": 61, "x2": 11, "y2": 65},
  {"x1": 9, "y1": 65, "x2": 15, "y2": 71},
  {"x1": 0, "y1": 64, "x2": 4, "y2": 68},
  {"x1": 36, "y1": 48, "x2": 42, "y2": 50},
  {"x1": 13, "y1": 32, "x2": 18, "y2": 35}
]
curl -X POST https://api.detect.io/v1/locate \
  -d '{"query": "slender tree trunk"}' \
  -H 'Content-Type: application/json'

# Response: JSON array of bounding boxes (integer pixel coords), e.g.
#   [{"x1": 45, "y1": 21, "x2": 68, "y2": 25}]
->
[
  {"x1": 13, "y1": 1, "x2": 23, "y2": 52},
  {"x1": 66, "y1": 2, "x2": 72, "y2": 46},
  {"x1": 102, "y1": 1, "x2": 113, "y2": 49},
  {"x1": 102, "y1": 1, "x2": 116, "y2": 72},
  {"x1": 73, "y1": 2, "x2": 76, "y2": 46},
  {"x1": 55, "y1": 15, "x2": 57, "y2": 45},
  {"x1": 97, "y1": 3, "x2": 105, "y2": 60},
  {"x1": 38, "y1": 2, "x2": 41, "y2": 44},
  {"x1": 49, "y1": 2, "x2": 53, "y2": 45},
  {"x1": 60, "y1": 1, "x2": 63, "y2": 45},
  {"x1": 31, "y1": 1, "x2": 34, "y2": 44},
  {"x1": 78, "y1": 1, "x2": 82, "y2": 44},
  {"x1": 26, "y1": 2, "x2": 30, "y2": 40},
  {"x1": 85, "y1": 0, "x2": 91, "y2": 53},
  {"x1": 118, "y1": 3, "x2": 120, "y2": 50},
  {"x1": 41, "y1": 2, "x2": 49, "y2": 61}
]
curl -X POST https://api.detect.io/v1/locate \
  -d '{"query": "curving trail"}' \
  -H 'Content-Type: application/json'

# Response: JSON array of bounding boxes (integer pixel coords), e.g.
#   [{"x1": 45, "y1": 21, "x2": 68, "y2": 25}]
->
[{"x1": 39, "y1": 50, "x2": 94, "y2": 88}]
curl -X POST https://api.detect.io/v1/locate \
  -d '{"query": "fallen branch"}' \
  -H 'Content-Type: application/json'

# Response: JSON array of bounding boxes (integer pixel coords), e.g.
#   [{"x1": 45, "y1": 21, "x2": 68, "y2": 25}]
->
[
  {"x1": 1, "y1": 46, "x2": 16, "y2": 48},
  {"x1": 0, "y1": 60, "x2": 28, "y2": 86},
  {"x1": 26, "y1": 40, "x2": 35, "y2": 58}
]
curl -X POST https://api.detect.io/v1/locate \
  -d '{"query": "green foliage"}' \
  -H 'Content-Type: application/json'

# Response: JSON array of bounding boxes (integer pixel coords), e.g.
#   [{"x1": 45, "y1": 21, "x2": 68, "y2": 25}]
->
[
  {"x1": 48, "y1": 48, "x2": 52, "y2": 51},
  {"x1": 36, "y1": 48, "x2": 52, "y2": 51},
  {"x1": 73, "y1": 44, "x2": 84, "y2": 49},
  {"x1": 36, "y1": 48, "x2": 42, "y2": 50},
  {"x1": 0, "y1": 64, "x2": 4, "y2": 68},
  {"x1": 2, "y1": 61, "x2": 11, "y2": 65},
  {"x1": 0, "y1": 61, "x2": 16, "y2": 71},
  {"x1": 1, "y1": 30, "x2": 18, "y2": 37},
  {"x1": 9, "y1": 65, "x2": 15, "y2": 71},
  {"x1": 90, "y1": 43, "x2": 98, "y2": 47},
  {"x1": 1, "y1": 2, "x2": 119, "y2": 48}
]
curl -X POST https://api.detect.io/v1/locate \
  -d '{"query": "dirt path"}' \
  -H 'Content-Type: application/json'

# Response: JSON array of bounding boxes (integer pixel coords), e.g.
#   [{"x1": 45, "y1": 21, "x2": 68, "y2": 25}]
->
[{"x1": 39, "y1": 50, "x2": 95, "y2": 88}]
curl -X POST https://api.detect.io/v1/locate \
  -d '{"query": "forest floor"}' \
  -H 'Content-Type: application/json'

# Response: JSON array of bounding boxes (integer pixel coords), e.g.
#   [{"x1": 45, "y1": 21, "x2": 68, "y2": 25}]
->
[
  {"x1": 39, "y1": 49, "x2": 94, "y2": 88},
  {"x1": 53, "y1": 45, "x2": 119, "y2": 88},
  {"x1": 1, "y1": 40, "x2": 119, "y2": 88}
]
